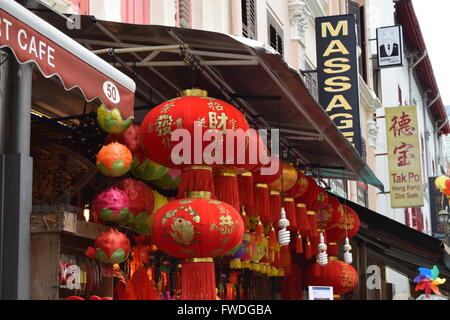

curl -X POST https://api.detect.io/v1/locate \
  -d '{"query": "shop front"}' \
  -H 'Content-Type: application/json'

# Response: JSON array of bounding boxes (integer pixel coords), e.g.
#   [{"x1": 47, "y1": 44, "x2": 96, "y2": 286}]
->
[{"x1": 0, "y1": 2, "x2": 401, "y2": 300}]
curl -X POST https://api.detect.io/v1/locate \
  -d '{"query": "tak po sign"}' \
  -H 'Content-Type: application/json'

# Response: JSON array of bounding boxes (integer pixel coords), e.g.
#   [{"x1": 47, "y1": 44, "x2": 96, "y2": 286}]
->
[
  {"x1": 385, "y1": 106, "x2": 423, "y2": 208},
  {"x1": 315, "y1": 15, "x2": 362, "y2": 155}
]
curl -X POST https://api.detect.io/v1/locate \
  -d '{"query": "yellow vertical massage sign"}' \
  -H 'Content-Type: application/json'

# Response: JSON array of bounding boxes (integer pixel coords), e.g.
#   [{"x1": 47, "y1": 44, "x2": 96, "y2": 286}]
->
[{"x1": 385, "y1": 106, "x2": 424, "y2": 208}]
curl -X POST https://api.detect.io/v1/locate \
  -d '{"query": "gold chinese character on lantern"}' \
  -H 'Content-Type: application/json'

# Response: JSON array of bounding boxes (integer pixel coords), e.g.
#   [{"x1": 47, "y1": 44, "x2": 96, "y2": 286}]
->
[
  {"x1": 155, "y1": 114, "x2": 173, "y2": 136},
  {"x1": 209, "y1": 112, "x2": 229, "y2": 133}
]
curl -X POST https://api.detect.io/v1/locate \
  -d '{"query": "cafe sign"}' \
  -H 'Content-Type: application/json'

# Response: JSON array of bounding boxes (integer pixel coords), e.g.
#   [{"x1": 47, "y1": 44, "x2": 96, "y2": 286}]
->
[
  {"x1": 385, "y1": 106, "x2": 423, "y2": 208},
  {"x1": 315, "y1": 15, "x2": 362, "y2": 155}
]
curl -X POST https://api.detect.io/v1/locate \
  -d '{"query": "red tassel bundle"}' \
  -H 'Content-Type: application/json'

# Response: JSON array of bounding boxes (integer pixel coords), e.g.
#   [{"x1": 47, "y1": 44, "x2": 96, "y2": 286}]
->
[
  {"x1": 296, "y1": 203, "x2": 310, "y2": 237},
  {"x1": 181, "y1": 259, "x2": 216, "y2": 300},
  {"x1": 255, "y1": 220, "x2": 264, "y2": 242},
  {"x1": 253, "y1": 184, "x2": 270, "y2": 223},
  {"x1": 295, "y1": 232, "x2": 303, "y2": 254},
  {"x1": 307, "y1": 211, "x2": 319, "y2": 256},
  {"x1": 284, "y1": 198, "x2": 297, "y2": 231},
  {"x1": 304, "y1": 238, "x2": 312, "y2": 259},
  {"x1": 269, "y1": 191, "x2": 282, "y2": 224},
  {"x1": 328, "y1": 242, "x2": 339, "y2": 257},
  {"x1": 178, "y1": 166, "x2": 215, "y2": 198},
  {"x1": 213, "y1": 171, "x2": 240, "y2": 211},
  {"x1": 238, "y1": 172, "x2": 254, "y2": 209}
]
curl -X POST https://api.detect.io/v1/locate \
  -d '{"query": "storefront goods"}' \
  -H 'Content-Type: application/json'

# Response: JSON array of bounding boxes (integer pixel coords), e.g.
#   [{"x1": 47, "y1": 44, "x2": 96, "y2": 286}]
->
[
  {"x1": 132, "y1": 150, "x2": 169, "y2": 181},
  {"x1": 326, "y1": 205, "x2": 360, "y2": 256},
  {"x1": 152, "y1": 195, "x2": 244, "y2": 299},
  {"x1": 414, "y1": 265, "x2": 446, "y2": 297},
  {"x1": 152, "y1": 168, "x2": 182, "y2": 190},
  {"x1": 97, "y1": 104, "x2": 132, "y2": 134},
  {"x1": 114, "y1": 179, "x2": 154, "y2": 235},
  {"x1": 93, "y1": 187, "x2": 130, "y2": 223},
  {"x1": 85, "y1": 229, "x2": 131, "y2": 264},
  {"x1": 105, "y1": 123, "x2": 141, "y2": 154},
  {"x1": 96, "y1": 142, "x2": 132, "y2": 177}
]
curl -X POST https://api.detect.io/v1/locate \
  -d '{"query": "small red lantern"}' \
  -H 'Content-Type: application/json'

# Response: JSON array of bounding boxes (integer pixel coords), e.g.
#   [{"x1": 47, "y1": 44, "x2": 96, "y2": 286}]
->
[
  {"x1": 96, "y1": 142, "x2": 132, "y2": 177},
  {"x1": 317, "y1": 196, "x2": 344, "y2": 230},
  {"x1": 285, "y1": 171, "x2": 309, "y2": 198},
  {"x1": 296, "y1": 176, "x2": 319, "y2": 207},
  {"x1": 304, "y1": 259, "x2": 359, "y2": 296},
  {"x1": 85, "y1": 229, "x2": 131, "y2": 264},
  {"x1": 326, "y1": 205, "x2": 360, "y2": 256}
]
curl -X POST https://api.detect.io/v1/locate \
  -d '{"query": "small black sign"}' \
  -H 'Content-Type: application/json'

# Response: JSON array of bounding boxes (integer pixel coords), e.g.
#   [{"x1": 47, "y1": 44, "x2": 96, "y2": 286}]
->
[
  {"x1": 315, "y1": 14, "x2": 362, "y2": 155},
  {"x1": 429, "y1": 176, "x2": 447, "y2": 237},
  {"x1": 376, "y1": 25, "x2": 403, "y2": 68}
]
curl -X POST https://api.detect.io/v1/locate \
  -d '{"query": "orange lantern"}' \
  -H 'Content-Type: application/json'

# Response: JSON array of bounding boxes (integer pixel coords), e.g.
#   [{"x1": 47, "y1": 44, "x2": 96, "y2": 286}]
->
[{"x1": 96, "y1": 142, "x2": 132, "y2": 177}]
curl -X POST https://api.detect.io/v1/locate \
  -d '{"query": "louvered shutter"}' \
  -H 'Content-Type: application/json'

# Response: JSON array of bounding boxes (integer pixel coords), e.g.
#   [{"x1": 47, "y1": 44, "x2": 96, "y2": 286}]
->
[{"x1": 242, "y1": 0, "x2": 257, "y2": 40}]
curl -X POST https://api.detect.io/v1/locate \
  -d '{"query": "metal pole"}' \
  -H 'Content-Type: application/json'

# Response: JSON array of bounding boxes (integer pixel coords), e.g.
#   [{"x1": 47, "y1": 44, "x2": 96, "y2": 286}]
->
[{"x1": 1, "y1": 58, "x2": 32, "y2": 300}]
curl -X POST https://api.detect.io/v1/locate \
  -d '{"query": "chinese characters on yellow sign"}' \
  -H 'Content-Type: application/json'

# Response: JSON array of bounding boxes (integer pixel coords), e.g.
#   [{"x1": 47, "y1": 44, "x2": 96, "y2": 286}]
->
[{"x1": 385, "y1": 106, "x2": 423, "y2": 208}]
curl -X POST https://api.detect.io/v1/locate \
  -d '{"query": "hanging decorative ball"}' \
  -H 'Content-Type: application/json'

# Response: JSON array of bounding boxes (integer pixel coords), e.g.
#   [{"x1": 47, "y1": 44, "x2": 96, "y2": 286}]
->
[
  {"x1": 152, "y1": 168, "x2": 182, "y2": 190},
  {"x1": 97, "y1": 104, "x2": 132, "y2": 134},
  {"x1": 105, "y1": 123, "x2": 141, "y2": 154},
  {"x1": 285, "y1": 171, "x2": 309, "y2": 198},
  {"x1": 140, "y1": 89, "x2": 250, "y2": 169},
  {"x1": 85, "y1": 229, "x2": 131, "y2": 264},
  {"x1": 307, "y1": 187, "x2": 330, "y2": 213},
  {"x1": 96, "y1": 142, "x2": 132, "y2": 177},
  {"x1": 114, "y1": 179, "x2": 154, "y2": 235},
  {"x1": 326, "y1": 205, "x2": 360, "y2": 243},
  {"x1": 268, "y1": 161, "x2": 298, "y2": 193},
  {"x1": 252, "y1": 155, "x2": 282, "y2": 185},
  {"x1": 435, "y1": 175, "x2": 449, "y2": 190},
  {"x1": 317, "y1": 195, "x2": 344, "y2": 230},
  {"x1": 296, "y1": 176, "x2": 319, "y2": 208},
  {"x1": 93, "y1": 187, "x2": 130, "y2": 223},
  {"x1": 131, "y1": 149, "x2": 169, "y2": 181},
  {"x1": 304, "y1": 259, "x2": 359, "y2": 295},
  {"x1": 151, "y1": 195, "x2": 244, "y2": 259}
]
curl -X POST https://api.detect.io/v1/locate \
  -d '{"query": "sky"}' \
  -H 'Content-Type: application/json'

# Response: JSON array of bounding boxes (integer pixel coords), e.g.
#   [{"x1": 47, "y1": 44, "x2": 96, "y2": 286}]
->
[{"x1": 412, "y1": 0, "x2": 450, "y2": 111}]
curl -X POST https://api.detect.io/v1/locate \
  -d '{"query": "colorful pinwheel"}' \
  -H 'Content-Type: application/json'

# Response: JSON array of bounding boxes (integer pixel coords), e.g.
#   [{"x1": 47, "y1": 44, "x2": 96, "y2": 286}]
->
[{"x1": 413, "y1": 265, "x2": 446, "y2": 296}]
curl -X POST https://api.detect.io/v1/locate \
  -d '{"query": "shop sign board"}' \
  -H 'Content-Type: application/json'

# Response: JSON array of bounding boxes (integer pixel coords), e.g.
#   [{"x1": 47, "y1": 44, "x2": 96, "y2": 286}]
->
[
  {"x1": 315, "y1": 14, "x2": 362, "y2": 155},
  {"x1": 376, "y1": 25, "x2": 403, "y2": 68},
  {"x1": 308, "y1": 286, "x2": 333, "y2": 300},
  {"x1": 385, "y1": 106, "x2": 423, "y2": 208}
]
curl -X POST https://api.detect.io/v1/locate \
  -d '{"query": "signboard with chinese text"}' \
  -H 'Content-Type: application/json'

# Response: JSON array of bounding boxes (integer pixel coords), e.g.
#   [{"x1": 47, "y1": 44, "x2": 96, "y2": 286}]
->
[
  {"x1": 385, "y1": 106, "x2": 423, "y2": 208},
  {"x1": 315, "y1": 15, "x2": 362, "y2": 155}
]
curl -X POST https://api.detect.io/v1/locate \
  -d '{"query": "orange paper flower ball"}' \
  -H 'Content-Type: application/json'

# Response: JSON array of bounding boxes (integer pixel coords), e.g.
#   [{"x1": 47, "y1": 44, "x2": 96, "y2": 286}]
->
[{"x1": 96, "y1": 142, "x2": 133, "y2": 177}]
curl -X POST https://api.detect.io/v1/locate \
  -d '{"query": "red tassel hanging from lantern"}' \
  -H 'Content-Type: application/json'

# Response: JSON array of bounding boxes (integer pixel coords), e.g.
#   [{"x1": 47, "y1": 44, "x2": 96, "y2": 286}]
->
[
  {"x1": 252, "y1": 184, "x2": 271, "y2": 223},
  {"x1": 269, "y1": 191, "x2": 282, "y2": 224},
  {"x1": 177, "y1": 166, "x2": 215, "y2": 198},
  {"x1": 307, "y1": 211, "x2": 319, "y2": 256},
  {"x1": 181, "y1": 258, "x2": 216, "y2": 300},
  {"x1": 296, "y1": 203, "x2": 310, "y2": 237},
  {"x1": 238, "y1": 172, "x2": 254, "y2": 209},
  {"x1": 284, "y1": 198, "x2": 297, "y2": 231},
  {"x1": 213, "y1": 170, "x2": 240, "y2": 210},
  {"x1": 295, "y1": 233, "x2": 303, "y2": 254},
  {"x1": 304, "y1": 237, "x2": 312, "y2": 259},
  {"x1": 255, "y1": 219, "x2": 264, "y2": 242}
]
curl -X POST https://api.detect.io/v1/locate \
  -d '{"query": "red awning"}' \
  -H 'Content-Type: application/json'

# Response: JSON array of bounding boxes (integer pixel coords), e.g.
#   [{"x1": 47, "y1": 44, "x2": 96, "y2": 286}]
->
[{"x1": 0, "y1": 1, "x2": 135, "y2": 119}]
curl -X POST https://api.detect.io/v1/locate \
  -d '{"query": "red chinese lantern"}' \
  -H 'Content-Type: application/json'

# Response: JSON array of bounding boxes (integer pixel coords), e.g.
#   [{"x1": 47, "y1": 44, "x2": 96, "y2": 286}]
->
[
  {"x1": 85, "y1": 229, "x2": 131, "y2": 264},
  {"x1": 96, "y1": 142, "x2": 132, "y2": 177},
  {"x1": 114, "y1": 179, "x2": 154, "y2": 235},
  {"x1": 326, "y1": 205, "x2": 360, "y2": 256},
  {"x1": 152, "y1": 193, "x2": 244, "y2": 300},
  {"x1": 140, "y1": 89, "x2": 250, "y2": 197},
  {"x1": 296, "y1": 176, "x2": 319, "y2": 207},
  {"x1": 304, "y1": 259, "x2": 359, "y2": 296},
  {"x1": 307, "y1": 187, "x2": 329, "y2": 213},
  {"x1": 317, "y1": 196, "x2": 344, "y2": 230},
  {"x1": 285, "y1": 171, "x2": 309, "y2": 198}
]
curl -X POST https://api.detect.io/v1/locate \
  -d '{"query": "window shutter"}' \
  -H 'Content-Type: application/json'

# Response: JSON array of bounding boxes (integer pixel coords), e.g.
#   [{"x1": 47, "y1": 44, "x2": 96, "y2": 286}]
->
[
  {"x1": 267, "y1": 12, "x2": 284, "y2": 57},
  {"x1": 242, "y1": 0, "x2": 257, "y2": 40}
]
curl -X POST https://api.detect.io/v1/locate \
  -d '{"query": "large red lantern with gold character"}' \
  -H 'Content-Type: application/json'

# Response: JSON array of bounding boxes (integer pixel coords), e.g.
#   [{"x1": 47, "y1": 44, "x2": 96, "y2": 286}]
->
[
  {"x1": 285, "y1": 171, "x2": 309, "y2": 198},
  {"x1": 152, "y1": 193, "x2": 244, "y2": 300},
  {"x1": 304, "y1": 259, "x2": 358, "y2": 296},
  {"x1": 326, "y1": 205, "x2": 360, "y2": 256}
]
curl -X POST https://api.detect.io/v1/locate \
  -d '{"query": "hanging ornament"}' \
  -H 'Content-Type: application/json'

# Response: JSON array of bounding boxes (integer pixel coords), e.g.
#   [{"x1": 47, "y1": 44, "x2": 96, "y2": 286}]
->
[
  {"x1": 151, "y1": 192, "x2": 244, "y2": 300},
  {"x1": 131, "y1": 149, "x2": 169, "y2": 181},
  {"x1": 317, "y1": 195, "x2": 344, "y2": 230},
  {"x1": 296, "y1": 176, "x2": 319, "y2": 208},
  {"x1": 213, "y1": 169, "x2": 240, "y2": 210},
  {"x1": 326, "y1": 205, "x2": 360, "y2": 256},
  {"x1": 93, "y1": 187, "x2": 130, "y2": 223},
  {"x1": 278, "y1": 207, "x2": 290, "y2": 246},
  {"x1": 140, "y1": 89, "x2": 250, "y2": 197},
  {"x1": 114, "y1": 179, "x2": 154, "y2": 235},
  {"x1": 85, "y1": 229, "x2": 131, "y2": 264},
  {"x1": 343, "y1": 237, "x2": 352, "y2": 264},
  {"x1": 96, "y1": 142, "x2": 132, "y2": 177},
  {"x1": 285, "y1": 171, "x2": 309, "y2": 198},
  {"x1": 307, "y1": 211, "x2": 319, "y2": 256},
  {"x1": 268, "y1": 161, "x2": 298, "y2": 193},
  {"x1": 238, "y1": 172, "x2": 254, "y2": 209},
  {"x1": 435, "y1": 175, "x2": 449, "y2": 190},
  {"x1": 105, "y1": 123, "x2": 141, "y2": 153},
  {"x1": 296, "y1": 203, "x2": 310, "y2": 237},
  {"x1": 269, "y1": 191, "x2": 282, "y2": 224},
  {"x1": 97, "y1": 104, "x2": 132, "y2": 134},
  {"x1": 317, "y1": 232, "x2": 328, "y2": 266}
]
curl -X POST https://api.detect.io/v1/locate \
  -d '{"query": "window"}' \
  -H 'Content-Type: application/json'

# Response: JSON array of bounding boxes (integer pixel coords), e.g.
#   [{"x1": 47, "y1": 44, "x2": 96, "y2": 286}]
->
[
  {"x1": 121, "y1": 0, "x2": 150, "y2": 24},
  {"x1": 68, "y1": 0, "x2": 89, "y2": 14},
  {"x1": 176, "y1": 0, "x2": 192, "y2": 28},
  {"x1": 348, "y1": 1, "x2": 367, "y2": 82},
  {"x1": 267, "y1": 11, "x2": 283, "y2": 57},
  {"x1": 242, "y1": 0, "x2": 257, "y2": 40},
  {"x1": 303, "y1": 61, "x2": 318, "y2": 102}
]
